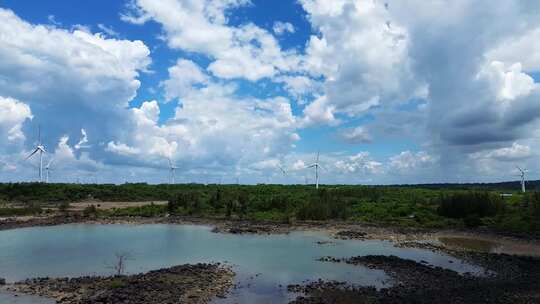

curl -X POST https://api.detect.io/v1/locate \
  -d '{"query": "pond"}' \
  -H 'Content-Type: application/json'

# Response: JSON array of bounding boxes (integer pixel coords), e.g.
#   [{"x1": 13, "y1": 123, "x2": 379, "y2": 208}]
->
[{"x1": 0, "y1": 224, "x2": 484, "y2": 303}]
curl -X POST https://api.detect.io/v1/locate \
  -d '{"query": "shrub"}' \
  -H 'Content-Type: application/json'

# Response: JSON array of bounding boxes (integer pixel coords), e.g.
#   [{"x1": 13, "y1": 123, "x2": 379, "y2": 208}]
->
[
  {"x1": 296, "y1": 189, "x2": 351, "y2": 221},
  {"x1": 83, "y1": 205, "x2": 98, "y2": 217},
  {"x1": 58, "y1": 201, "x2": 70, "y2": 213},
  {"x1": 0, "y1": 206, "x2": 42, "y2": 216},
  {"x1": 437, "y1": 192, "x2": 505, "y2": 219},
  {"x1": 463, "y1": 215, "x2": 482, "y2": 228},
  {"x1": 524, "y1": 192, "x2": 540, "y2": 218},
  {"x1": 109, "y1": 204, "x2": 167, "y2": 217}
]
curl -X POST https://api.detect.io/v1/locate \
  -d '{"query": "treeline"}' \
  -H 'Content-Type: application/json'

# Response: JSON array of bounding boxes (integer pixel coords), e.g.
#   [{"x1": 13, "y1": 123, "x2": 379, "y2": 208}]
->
[
  {"x1": 1, "y1": 183, "x2": 539, "y2": 234},
  {"x1": 395, "y1": 180, "x2": 540, "y2": 191}
]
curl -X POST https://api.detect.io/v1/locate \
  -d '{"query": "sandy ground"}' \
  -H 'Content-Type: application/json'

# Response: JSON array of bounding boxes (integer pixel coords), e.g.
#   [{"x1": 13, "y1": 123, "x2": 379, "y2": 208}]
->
[
  {"x1": 67, "y1": 201, "x2": 168, "y2": 211},
  {"x1": 1, "y1": 201, "x2": 168, "y2": 211}
]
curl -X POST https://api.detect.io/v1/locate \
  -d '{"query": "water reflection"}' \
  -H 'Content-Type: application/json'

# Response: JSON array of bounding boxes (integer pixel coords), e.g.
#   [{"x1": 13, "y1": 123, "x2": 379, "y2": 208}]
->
[{"x1": 0, "y1": 225, "x2": 485, "y2": 302}]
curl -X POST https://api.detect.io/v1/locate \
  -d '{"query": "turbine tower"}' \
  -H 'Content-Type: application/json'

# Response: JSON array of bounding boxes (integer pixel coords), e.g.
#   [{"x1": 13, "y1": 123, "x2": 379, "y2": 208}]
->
[
  {"x1": 25, "y1": 126, "x2": 46, "y2": 182},
  {"x1": 516, "y1": 166, "x2": 528, "y2": 193},
  {"x1": 45, "y1": 158, "x2": 54, "y2": 183},
  {"x1": 307, "y1": 151, "x2": 323, "y2": 189},
  {"x1": 168, "y1": 158, "x2": 178, "y2": 184}
]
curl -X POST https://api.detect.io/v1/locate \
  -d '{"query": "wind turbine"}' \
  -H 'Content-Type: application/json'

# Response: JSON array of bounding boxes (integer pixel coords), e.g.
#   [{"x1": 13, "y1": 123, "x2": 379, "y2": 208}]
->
[
  {"x1": 45, "y1": 158, "x2": 54, "y2": 183},
  {"x1": 516, "y1": 166, "x2": 528, "y2": 193},
  {"x1": 277, "y1": 164, "x2": 287, "y2": 176},
  {"x1": 25, "y1": 126, "x2": 46, "y2": 183},
  {"x1": 306, "y1": 151, "x2": 324, "y2": 189},
  {"x1": 168, "y1": 158, "x2": 178, "y2": 184}
]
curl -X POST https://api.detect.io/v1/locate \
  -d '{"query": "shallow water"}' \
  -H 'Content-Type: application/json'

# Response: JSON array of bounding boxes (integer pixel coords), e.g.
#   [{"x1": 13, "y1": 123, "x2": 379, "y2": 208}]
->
[{"x1": 0, "y1": 224, "x2": 483, "y2": 303}]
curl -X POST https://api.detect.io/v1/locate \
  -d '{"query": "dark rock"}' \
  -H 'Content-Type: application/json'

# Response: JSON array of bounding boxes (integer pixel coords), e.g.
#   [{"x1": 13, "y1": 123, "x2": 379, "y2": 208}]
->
[
  {"x1": 334, "y1": 230, "x2": 367, "y2": 240},
  {"x1": 11, "y1": 263, "x2": 235, "y2": 304},
  {"x1": 299, "y1": 254, "x2": 540, "y2": 304}
]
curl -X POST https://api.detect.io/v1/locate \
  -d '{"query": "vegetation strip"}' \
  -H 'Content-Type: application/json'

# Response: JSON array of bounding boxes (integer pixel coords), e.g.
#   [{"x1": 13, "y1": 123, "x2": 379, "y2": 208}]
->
[{"x1": 1, "y1": 183, "x2": 539, "y2": 236}]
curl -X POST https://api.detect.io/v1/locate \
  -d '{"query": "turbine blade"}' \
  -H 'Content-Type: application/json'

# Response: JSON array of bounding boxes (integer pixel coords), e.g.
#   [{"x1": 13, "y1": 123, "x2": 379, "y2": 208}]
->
[{"x1": 25, "y1": 148, "x2": 39, "y2": 160}]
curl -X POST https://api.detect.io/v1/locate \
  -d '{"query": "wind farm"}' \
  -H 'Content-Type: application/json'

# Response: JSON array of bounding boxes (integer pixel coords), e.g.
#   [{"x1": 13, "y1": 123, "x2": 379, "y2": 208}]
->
[
  {"x1": 2, "y1": 121, "x2": 539, "y2": 304},
  {"x1": 1, "y1": 0, "x2": 540, "y2": 303}
]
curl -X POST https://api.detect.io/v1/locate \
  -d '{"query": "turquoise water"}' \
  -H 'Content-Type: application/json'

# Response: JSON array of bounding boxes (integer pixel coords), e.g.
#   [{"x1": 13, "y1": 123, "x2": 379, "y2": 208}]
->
[{"x1": 0, "y1": 224, "x2": 483, "y2": 303}]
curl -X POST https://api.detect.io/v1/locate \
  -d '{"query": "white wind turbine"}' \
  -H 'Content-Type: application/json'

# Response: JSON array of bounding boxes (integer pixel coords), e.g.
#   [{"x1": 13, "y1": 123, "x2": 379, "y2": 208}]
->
[
  {"x1": 277, "y1": 164, "x2": 287, "y2": 176},
  {"x1": 25, "y1": 126, "x2": 46, "y2": 183},
  {"x1": 45, "y1": 158, "x2": 54, "y2": 183},
  {"x1": 168, "y1": 158, "x2": 178, "y2": 184},
  {"x1": 516, "y1": 166, "x2": 528, "y2": 193},
  {"x1": 306, "y1": 151, "x2": 324, "y2": 189}
]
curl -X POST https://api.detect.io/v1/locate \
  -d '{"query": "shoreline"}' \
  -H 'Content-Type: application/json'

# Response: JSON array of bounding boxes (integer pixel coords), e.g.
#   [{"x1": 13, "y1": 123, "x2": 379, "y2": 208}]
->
[{"x1": 2, "y1": 214, "x2": 540, "y2": 257}]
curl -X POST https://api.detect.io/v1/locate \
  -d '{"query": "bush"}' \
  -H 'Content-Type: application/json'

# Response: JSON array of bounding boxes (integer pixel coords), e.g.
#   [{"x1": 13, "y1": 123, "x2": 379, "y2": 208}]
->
[
  {"x1": 83, "y1": 205, "x2": 98, "y2": 217},
  {"x1": 296, "y1": 189, "x2": 351, "y2": 220},
  {"x1": 168, "y1": 192, "x2": 207, "y2": 215},
  {"x1": 437, "y1": 192, "x2": 505, "y2": 219},
  {"x1": 463, "y1": 215, "x2": 482, "y2": 228},
  {"x1": 58, "y1": 201, "x2": 70, "y2": 213},
  {"x1": 109, "y1": 204, "x2": 167, "y2": 217},
  {"x1": 0, "y1": 206, "x2": 42, "y2": 216},
  {"x1": 524, "y1": 192, "x2": 540, "y2": 218}
]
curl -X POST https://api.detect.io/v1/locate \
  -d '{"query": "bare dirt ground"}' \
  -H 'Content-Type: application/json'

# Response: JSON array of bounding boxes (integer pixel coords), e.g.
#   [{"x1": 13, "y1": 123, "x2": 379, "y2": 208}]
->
[{"x1": 67, "y1": 201, "x2": 168, "y2": 211}]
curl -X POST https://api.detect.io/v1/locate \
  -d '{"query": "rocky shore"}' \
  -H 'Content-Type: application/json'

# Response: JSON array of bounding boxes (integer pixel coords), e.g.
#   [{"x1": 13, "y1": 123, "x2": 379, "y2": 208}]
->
[
  {"x1": 0, "y1": 215, "x2": 80, "y2": 231},
  {"x1": 4, "y1": 263, "x2": 234, "y2": 304},
  {"x1": 291, "y1": 253, "x2": 540, "y2": 303}
]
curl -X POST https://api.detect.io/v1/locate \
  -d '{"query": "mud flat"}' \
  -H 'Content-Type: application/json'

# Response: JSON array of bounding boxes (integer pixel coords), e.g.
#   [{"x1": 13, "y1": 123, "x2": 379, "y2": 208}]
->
[{"x1": 3, "y1": 263, "x2": 234, "y2": 304}]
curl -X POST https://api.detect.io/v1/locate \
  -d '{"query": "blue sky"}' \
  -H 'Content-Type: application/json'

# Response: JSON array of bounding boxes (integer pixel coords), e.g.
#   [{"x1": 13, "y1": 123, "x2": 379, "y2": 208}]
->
[{"x1": 0, "y1": 0, "x2": 539, "y2": 184}]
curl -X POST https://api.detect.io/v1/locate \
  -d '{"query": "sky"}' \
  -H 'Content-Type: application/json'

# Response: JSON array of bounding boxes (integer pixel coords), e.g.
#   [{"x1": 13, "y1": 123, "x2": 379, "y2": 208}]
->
[{"x1": 0, "y1": 0, "x2": 539, "y2": 185}]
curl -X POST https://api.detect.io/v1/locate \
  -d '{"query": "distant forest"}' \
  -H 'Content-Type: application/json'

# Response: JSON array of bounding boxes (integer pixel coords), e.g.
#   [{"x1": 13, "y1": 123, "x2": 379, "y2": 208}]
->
[{"x1": 0, "y1": 182, "x2": 538, "y2": 235}]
